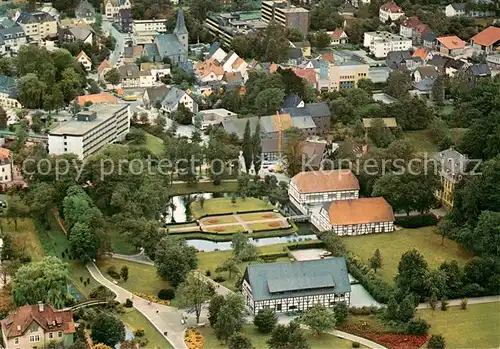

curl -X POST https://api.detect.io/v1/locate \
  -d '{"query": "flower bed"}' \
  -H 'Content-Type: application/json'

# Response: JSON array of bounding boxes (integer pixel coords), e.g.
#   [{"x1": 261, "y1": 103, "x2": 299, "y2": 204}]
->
[
  {"x1": 268, "y1": 222, "x2": 281, "y2": 227},
  {"x1": 132, "y1": 292, "x2": 171, "y2": 306},
  {"x1": 214, "y1": 227, "x2": 225, "y2": 232},
  {"x1": 339, "y1": 323, "x2": 427, "y2": 349},
  {"x1": 262, "y1": 213, "x2": 274, "y2": 218},
  {"x1": 207, "y1": 219, "x2": 220, "y2": 224},
  {"x1": 184, "y1": 328, "x2": 204, "y2": 349}
]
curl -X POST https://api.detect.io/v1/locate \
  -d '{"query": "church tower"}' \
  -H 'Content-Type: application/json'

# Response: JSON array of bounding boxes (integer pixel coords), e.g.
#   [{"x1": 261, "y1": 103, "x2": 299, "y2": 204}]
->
[{"x1": 173, "y1": 9, "x2": 189, "y2": 54}]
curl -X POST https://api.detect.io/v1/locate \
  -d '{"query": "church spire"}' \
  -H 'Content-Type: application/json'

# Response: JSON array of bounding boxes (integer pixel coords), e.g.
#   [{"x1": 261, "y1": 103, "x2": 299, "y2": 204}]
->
[{"x1": 173, "y1": 9, "x2": 188, "y2": 35}]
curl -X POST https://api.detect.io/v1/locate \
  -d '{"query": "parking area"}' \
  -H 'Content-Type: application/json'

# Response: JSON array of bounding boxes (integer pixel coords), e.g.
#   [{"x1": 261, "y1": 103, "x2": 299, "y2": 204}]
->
[{"x1": 290, "y1": 248, "x2": 329, "y2": 261}]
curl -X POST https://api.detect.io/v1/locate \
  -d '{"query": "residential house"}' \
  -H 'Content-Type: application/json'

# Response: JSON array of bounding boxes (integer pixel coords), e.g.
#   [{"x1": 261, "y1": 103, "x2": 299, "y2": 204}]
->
[
  {"x1": 58, "y1": 27, "x2": 93, "y2": 45},
  {"x1": 282, "y1": 93, "x2": 305, "y2": 109},
  {"x1": 77, "y1": 93, "x2": 119, "y2": 106},
  {"x1": 152, "y1": 10, "x2": 189, "y2": 65},
  {"x1": 104, "y1": 0, "x2": 131, "y2": 19},
  {"x1": 0, "y1": 75, "x2": 21, "y2": 109},
  {"x1": 423, "y1": 31, "x2": 437, "y2": 50},
  {"x1": 207, "y1": 42, "x2": 227, "y2": 63},
  {"x1": 291, "y1": 41, "x2": 312, "y2": 57},
  {"x1": 486, "y1": 53, "x2": 500, "y2": 70},
  {"x1": 242, "y1": 258, "x2": 351, "y2": 315},
  {"x1": 142, "y1": 85, "x2": 169, "y2": 109},
  {"x1": 40, "y1": 5, "x2": 60, "y2": 21},
  {"x1": 470, "y1": 26, "x2": 500, "y2": 54},
  {"x1": 14, "y1": 11, "x2": 58, "y2": 42},
  {"x1": 412, "y1": 48, "x2": 432, "y2": 62},
  {"x1": 161, "y1": 87, "x2": 198, "y2": 114},
  {"x1": 118, "y1": 8, "x2": 133, "y2": 33},
  {"x1": 399, "y1": 16, "x2": 430, "y2": 44},
  {"x1": 76, "y1": 51, "x2": 92, "y2": 72},
  {"x1": 283, "y1": 102, "x2": 331, "y2": 136},
  {"x1": 413, "y1": 65, "x2": 439, "y2": 83},
  {"x1": 467, "y1": 63, "x2": 491, "y2": 86},
  {"x1": 328, "y1": 28, "x2": 349, "y2": 45},
  {"x1": 132, "y1": 19, "x2": 168, "y2": 35},
  {"x1": 75, "y1": 0, "x2": 96, "y2": 23},
  {"x1": 223, "y1": 71, "x2": 245, "y2": 89},
  {"x1": 379, "y1": 1, "x2": 404, "y2": 23},
  {"x1": 312, "y1": 197, "x2": 394, "y2": 234},
  {"x1": 219, "y1": 51, "x2": 248, "y2": 80},
  {"x1": 1, "y1": 303, "x2": 76, "y2": 349},
  {"x1": 386, "y1": 50, "x2": 422, "y2": 70},
  {"x1": 434, "y1": 148, "x2": 468, "y2": 208},
  {"x1": 287, "y1": 47, "x2": 304, "y2": 66},
  {"x1": 195, "y1": 108, "x2": 237, "y2": 130},
  {"x1": 427, "y1": 54, "x2": 467, "y2": 76},
  {"x1": 338, "y1": 3, "x2": 356, "y2": 17},
  {"x1": 445, "y1": 3, "x2": 466, "y2": 17},
  {"x1": 194, "y1": 58, "x2": 224, "y2": 84},
  {"x1": 0, "y1": 148, "x2": 13, "y2": 189},
  {"x1": 119, "y1": 63, "x2": 140, "y2": 88},
  {"x1": 445, "y1": 1, "x2": 493, "y2": 17},
  {"x1": 139, "y1": 62, "x2": 170, "y2": 87},
  {"x1": 288, "y1": 169, "x2": 360, "y2": 215},
  {"x1": 293, "y1": 68, "x2": 317, "y2": 87},
  {"x1": 363, "y1": 32, "x2": 412, "y2": 58},
  {"x1": 261, "y1": 138, "x2": 328, "y2": 170},
  {"x1": 0, "y1": 25, "x2": 26, "y2": 54},
  {"x1": 436, "y1": 35, "x2": 467, "y2": 57},
  {"x1": 97, "y1": 59, "x2": 112, "y2": 81}
]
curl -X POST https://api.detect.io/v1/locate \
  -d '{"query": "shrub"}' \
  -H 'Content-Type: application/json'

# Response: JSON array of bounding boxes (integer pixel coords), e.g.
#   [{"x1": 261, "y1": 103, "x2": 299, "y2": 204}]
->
[
  {"x1": 213, "y1": 276, "x2": 226, "y2": 282},
  {"x1": 395, "y1": 214, "x2": 438, "y2": 228},
  {"x1": 254, "y1": 308, "x2": 277, "y2": 333},
  {"x1": 124, "y1": 299, "x2": 133, "y2": 308},
  {"x1": 347, "y1": 257, "x2": 394, "y2": 303},
  {"x1": 460, "y1": 298, "x2": 468, "y2": 310},
  {"x1": 107, "y1": 266, "x2": 121, "y2": 280},
  {"x1": 134, "y1": 329, "x2": 145, "y2": 337},
  {"x1": 157, "y1": 288, "x2": 176, "y2": 300},
  {"x1": 348, "y1": 306, "x2": 380, "y2": 315},
  {"x1": 352, "y1": 342, "x2": 360, "y2": 348},
  {"x1": 440, "y1": 300, "x2": 448, "y2": 311},
  {"x1": 334, "y1": 302, "x2": 349, "y2": 324},
  {"x1": 205, "y1": 270, "x2": 211, "y2": 277},
  {"x1": 406, "y1": 318, "x2": 430, "y2": 335},
  {"x1": 89, "y1": 285, "x2": 116, "y2": 299},
  {"x1": 428, "y1": 334, "x2": 446, "y2": 349}
]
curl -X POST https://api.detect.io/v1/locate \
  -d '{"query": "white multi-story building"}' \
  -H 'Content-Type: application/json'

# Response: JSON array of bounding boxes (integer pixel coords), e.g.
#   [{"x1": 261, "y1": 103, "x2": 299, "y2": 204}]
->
[
  {"x1": 312, "y1": 197, "x2": 395, "y2": 235},
  {"x1": 13, "y1": 11, "x2": 57, "y2": 42},
  {"x1": 379, "y1": 1, "x2": 405, "y2": 23},
  {"x1": 363, "y1": 31, "x2": 412, "y2": 58},
  {"x1": 243, "y1": 258, "x2": 351, "y2": 315},
  {"x1": 0, "y1": 25, "x2": 26, "y2": 54},
  {"x1": 0, "y1": 148, "x2": 12, "y2": 189},
  {"x1": 0, "y1": 75, "x2": 21, "y2": 110},
  {"x1": 132, "y1": 19, "x2": 168, "y2": 35},
  {"x1": 288, "y1": 169, "x2": 360, "y2": 215},
  {"x1": 104, "y1": 0, "x2": 131, "y2": 19},
  {"x1": 48, "y1": 104, "x2": 130, "y2": 159}
]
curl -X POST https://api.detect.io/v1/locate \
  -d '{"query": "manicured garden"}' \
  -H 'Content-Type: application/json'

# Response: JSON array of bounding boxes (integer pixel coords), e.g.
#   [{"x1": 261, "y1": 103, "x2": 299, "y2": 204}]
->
[
  {"x1": 417, "y1": 302, "x2": 500, "y2": 349},
  {"x1": 199, "y1": 324, "x2": 363, "y2": 349},
  {"x1": 248, "y1": 221, "x2": 286, "y2": 231},
  {"x1": 190, "y1": 197, "x2": 274, "y2": 218},
  {"x1": 201, "y1": 216, "x2": 238, "y2": 225},
  {"x1": 120, "y1": 308, "x2": 174, "y2": 349},
  {"x1": 343, "y1": 227, "x2": 472, "y2": 284},
  {"x1": 238, "y1": 212, "x2": 281, "y2": 221}
]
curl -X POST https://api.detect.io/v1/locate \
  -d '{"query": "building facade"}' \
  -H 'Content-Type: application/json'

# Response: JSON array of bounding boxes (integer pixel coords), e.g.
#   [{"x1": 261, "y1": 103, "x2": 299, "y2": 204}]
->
[
  {"x1": 261, "y1": 0, "x2": 310, "y2": 35},
  {"x1": 288, "y1": 169, "x2": 360, "y2": 215},
  {"x1": 363, "y1": 31, "x2": 413, "y2": 58},
  {"x1": 243, "y1": 258, "x2": 351, "y2": 315},
  {"x1": 104, "y1": 0, "x2": 132, "y2": 19},
  {"x1": 0, "y1": 148, "x2": 13, "y2": 189},
  {"x1": 1, "y1": 304, "x2": 75, "y2": 349},
  {"x1": 379, "y1": 1, "x2": 404, "y2": 23},
  {"x1": 434, "y1": 148, "x2": 468, "y2": 208},
  {"x1": 312, "y1": 197, "x2": 395, "y2": 235},
  {"x1": 0, "y1": 25, "x2": 26, "y2": 54},
  {"x1": 48, "y1": 104, "x2": 130, "y2": 159},
  {"x1": 14, "y1": 11, "x2": 57, "y2": 42},
  {"x1": 317, "y1": 60, "x2": 369, "y2": 91},
  {"x1": 132, "y1": 19, "x2": 168, "y2": 35},
  {"x1": 0, "y1": 75, "x2": 21, "y2": 109}
]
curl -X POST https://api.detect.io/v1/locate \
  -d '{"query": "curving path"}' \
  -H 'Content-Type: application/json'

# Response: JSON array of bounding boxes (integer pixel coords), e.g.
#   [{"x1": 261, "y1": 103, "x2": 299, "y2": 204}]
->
[{"x1": 86, "y1": 262, "x2": 188, "y2": 349}]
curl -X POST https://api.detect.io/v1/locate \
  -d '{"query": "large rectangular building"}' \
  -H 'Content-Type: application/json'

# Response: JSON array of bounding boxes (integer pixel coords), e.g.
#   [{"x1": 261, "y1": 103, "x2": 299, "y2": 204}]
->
[
  {"x1": 132, "y1": 19, "x2": 168, "y2": 35},
  {"x1": 261, "y1": 0, "x2": 310, "y2": 35},
  {"x1": 205, "y1": 11, "x2": 267, "y2": 48},
  {"x1": 363, "y1": 31, "x2": 412, "y2": 58},
  {"x1": 243, "y1": 258, "x2": 351, "y2": 315},
  {"x1": 48, "y1": 104, "x2": 130, "y2": 159}
]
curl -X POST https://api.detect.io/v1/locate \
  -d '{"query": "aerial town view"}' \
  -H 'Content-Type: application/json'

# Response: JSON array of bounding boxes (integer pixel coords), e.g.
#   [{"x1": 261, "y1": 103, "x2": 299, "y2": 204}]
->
[{"x1": 0, "y1": 0, "x2": 498, "y2": 348}]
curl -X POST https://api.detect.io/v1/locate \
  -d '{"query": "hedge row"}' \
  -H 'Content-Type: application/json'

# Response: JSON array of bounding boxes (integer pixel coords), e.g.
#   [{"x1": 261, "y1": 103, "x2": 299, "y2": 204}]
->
[
  {"x1": 260, "y1": 252, "x2": 290, "y2": 261},
  {"x1": 395, "y1": 214, "x2": 438, "y2": 228},
  {"x1": 287, "y1": 240, "x2": 325, "y2": 251},
  {"x1": 164, "y1": 221, "x2": 199, "y2": 227}
]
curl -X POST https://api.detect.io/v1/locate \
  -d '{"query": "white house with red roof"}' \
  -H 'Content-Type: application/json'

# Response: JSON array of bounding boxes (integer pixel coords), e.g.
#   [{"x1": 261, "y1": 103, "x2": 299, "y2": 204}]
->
[
  {"x1": 379, "y1": 1, "x2": 405, "y2": 23},
  {"x1": 471, "y1": 26, "x2": 500, "y2": 54},
  {"x1": 328, "y1": 28, "x2": 349, "y2": 45}
]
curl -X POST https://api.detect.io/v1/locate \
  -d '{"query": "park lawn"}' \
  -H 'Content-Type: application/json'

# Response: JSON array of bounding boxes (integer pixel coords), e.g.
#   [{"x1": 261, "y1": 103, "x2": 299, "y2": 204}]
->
[
  {"x1": 404, "y1": 130, "x2": 438, "y2": 154},
  {"x1": 2, "y1": 218, "x2": 45, "y2": 262},
  {"x1": 342, "y1": 227, "x2": 472, "y2": 284},
  {"x1": 120, "y1": 308, "x2": 174, "y2": 349},
  {"x1": 239, "y1": 212, "x2": 280, "y2": 221},
  {"x1": 201, "y1": 216, "x2": 238, "y2": 225},
  {"x1": 106, "y1": 224, "x2": 138, "y2": 255},
  {"x1": 249, "y1": 221, "x2": 286, "y2": 231},
  {"x1": 145, "y1": 133, "x2": 164, "y2": 156},
  {"x1": 199, "y1": 324, "x2": 363, "y2": 349},
  {"x1": 417, "y1": 302, "x2": 500, "y2": 349},
  {"x1": 169, "y1": 181, "x2": 238, "y2": 195},
  {"x1": 190, "y1": 197, "x2": 273, "y2": 218},
  {"x1": 98, "y1": 258, "x2": 169, "y2": 297},
  {"x1": 203, "y1": 224, "x2": 245, "y2": 234}
]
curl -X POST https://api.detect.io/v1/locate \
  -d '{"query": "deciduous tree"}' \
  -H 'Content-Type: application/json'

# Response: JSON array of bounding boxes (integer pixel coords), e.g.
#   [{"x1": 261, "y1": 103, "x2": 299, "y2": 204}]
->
[
  {"x1": 267, "y1": 322, "x2": 310, "y2": 349},
  {"x1": 299, "y1": 304, "x2": 336, "y2": 335},
  {"x1": 228, "y1": 332, "x2": 255, "y2": 349},
  {"x1": 176, "y1": 274, "x2": 214, "y2": 323},
  {"x1": 91, "y1": 314, "x2": 125, "y2": 347},
  {"x1": 254, "y1": 308, "x2": 278, "y2": 333},
  {"x1": 214, "y1": 294, "x2": 246, "y2": 342},
  {"x1": 369, "y1": 249, "x2": 383, "y2": 273},
  {"x1": 154, "y1": 237, "x2": 198, "y2": 287}
]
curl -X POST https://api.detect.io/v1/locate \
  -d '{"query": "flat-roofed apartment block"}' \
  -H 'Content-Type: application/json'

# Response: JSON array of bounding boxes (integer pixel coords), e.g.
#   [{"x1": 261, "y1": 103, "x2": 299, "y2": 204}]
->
[
  {"x1": 363, "y1": 31, "x2": 412, "y2": 58},
  {"x1": 205, "y1": 11, "x2": 267, "y2": 48},
  {"x1": 312, "y1": 197, "x2": 395, "y2": 235},
  {"x1": 288, "y1": 169, "x2": 360, "y2": 215},
  {"x1": 132, "y1": 19, "x2": 168, "y2": 35},
  {"x1": 261, "y1": 0, "x2": 310, "y2": 35},
  {"x1": 48, "y1": 104, "x2": 130, "y2": 159},
  {"x1": 243, "y1": 258, "x2": 351, "y2": 314}
]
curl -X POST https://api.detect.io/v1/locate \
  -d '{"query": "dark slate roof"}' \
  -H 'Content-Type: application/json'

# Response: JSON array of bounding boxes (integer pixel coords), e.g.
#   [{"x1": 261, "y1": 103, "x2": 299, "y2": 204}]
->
[
  {"x1": 208, "y1": 42, "x2": 221, "y2": 55},
  {"x1": 427, "y1": 55, "x2": 448, "y2": 69},
  {"x1": 173, "y1": 9, "x2": 188, "y2": 35},
  {"x1": 469, "y1": 63, "x2": 491, "y2": 76},
  {"x1": 145, "y1": 86, "x2": 169, "y2": 104},
  {"x1": 423, "y1": 31, "x2": 436, "y2": 42},
  {"x1": 283, "y1": 107, "x2": 310, "y2": 117},
  {"x1": 386, "y1": 51, "x2": 412, "y2": 68},
  {"x1": 161, "y1": 87, "x2": 188, "y2": 109},
  {"x1": 244, "y1": 258, "x2": 351, "y2": 301},
  {"x1": 450, "y1": 3, "x2": 466, "y2": 11},
  {"x1": 155, "y1": 34, "x2": 183, "y2": 57},
  {"x1": 287, "y1": 47, "x2": 303, "y2": 60},
  {"x1": 0, "y1": 25, "x2": 25, "y2": 40},
  {"x1": 16, "y1": 11, "x2": 54, "y2": 24},
  {"x1": 0, "y1": 74, "x2": 18, "y2": 98},
  {"x1": 306, "y1": 102, "x2": 330, "y2": 118},
  {"x1": 178, "y1": 60, "x2": 194, "y2": 73},
  {"x1": 222, "y1": 117, "x2": 260, "y2": 139},
  {"x1": 75, "y1": 0, "x2": 95, "y2": 19},
  {"x1": 413, "y1": 77, "x2": 435, "y2": 91},
  {"x1": 434, "y1": 148, "x2": 468, "y2": 181},
  {"x1": 282, "y1": 93, "x2": 303, "y2": 109},
  {"x1": 443, "y1": 57, "x2": 466, "y2": 70}
]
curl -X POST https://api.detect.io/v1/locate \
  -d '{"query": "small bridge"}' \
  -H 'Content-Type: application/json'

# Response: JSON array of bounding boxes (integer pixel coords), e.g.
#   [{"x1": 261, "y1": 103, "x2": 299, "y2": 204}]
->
[
  {"x1": 65, "y1": 298, "x2": 109, "y2": 311},
  {"x1": 289, "y1": 214, "x2": 310, "y2": 222}
]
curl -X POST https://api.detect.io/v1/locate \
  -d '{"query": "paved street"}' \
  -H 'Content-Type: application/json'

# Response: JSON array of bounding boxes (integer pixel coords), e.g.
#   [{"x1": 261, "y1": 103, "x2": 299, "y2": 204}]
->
[{"x1": 102, "y1": 20, "x2": 127, "y2": 66}]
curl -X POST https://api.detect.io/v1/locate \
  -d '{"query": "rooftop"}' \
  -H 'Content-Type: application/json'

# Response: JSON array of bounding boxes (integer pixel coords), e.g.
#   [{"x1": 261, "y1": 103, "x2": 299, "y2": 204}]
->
[
  {"x1": 324, "y1": 197, "x2": 394, "y2": 225},
  {"x1": 244, "y1": 258, "x2": 351, "y2": 301},
  {"x1": 434, "y1": 148, "x2": 468, "y2": 181},
  {"x1": 437, "y1": 35, "x2": 466, "y2": 50},
  {"x1": 77, "y1": 93, "x2": 119, "y2": 106},
  {"x1": 471, "y1": 26, "x2": 500, "y2": 47},
  {"x1": 291, "y1": 169, "x2": 360, "y2": 194}
]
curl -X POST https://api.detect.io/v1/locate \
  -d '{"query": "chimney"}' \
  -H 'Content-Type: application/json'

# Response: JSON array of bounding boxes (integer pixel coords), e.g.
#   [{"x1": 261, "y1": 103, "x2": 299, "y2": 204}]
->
[
  {"x1": 38, "y1": 302, "x2": 44, "y2": 312},
  {"x1": 17, "y1": 325, "x2": 21, "y2": 331}
]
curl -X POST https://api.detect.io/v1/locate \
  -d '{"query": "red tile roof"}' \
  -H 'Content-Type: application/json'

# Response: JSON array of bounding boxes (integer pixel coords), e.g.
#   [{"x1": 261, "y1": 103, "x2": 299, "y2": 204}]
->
[
  {"x1": 0, "y1": 148, "x2": 11, "y2": 159},
  {"x1": 413, "y1": 47, "x2": 429, "y2": 61},
  {"x1": 401, "y1": 16, "x2": 422, "y2": 28},
  {"x1": 471, "y1": 26, "x2": 500, "y2": 47},
  {"x1": 381, "y1": 1, "x2": 403, "y2": 13},
  {"x1": 293, "y1": 68, "x2": 317, "y2": 85},
  {"x1": 437, "y1": 35, "x2": 466, "y2": 50},
  {"x1": 77, "y1": 93, "x2": 119, "y2": 106},
  {"x1": 97, "y1": 59, "x2": 112, "y2": 73},
  {"x1": 1, "y1": 305, "x2": 75, "y2": 339},
  {"x1": 329, "y1": 28, "x2": 346, "y2": 40},
  {"x1": 327, "y1": 197, "x2": 394, "y2": 225},
  {"x1": 291, "y1": 169, "x2": 360, "y2": 194}
]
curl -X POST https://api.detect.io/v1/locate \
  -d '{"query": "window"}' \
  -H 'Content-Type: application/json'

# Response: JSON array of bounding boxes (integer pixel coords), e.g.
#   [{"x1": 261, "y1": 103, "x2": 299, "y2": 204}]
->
[
  {"x1": 14, "y1": 338, "x2": 19, "y2": 344},
  {"x1": 58, "y1": 331, "x2": 63, "y2": 338},
  {"x1": 275, "y1": 304, "x2": 282, "y2": 311},
  {"x1": 29, "y1": 335, "x2": 40, "y2": 342}
]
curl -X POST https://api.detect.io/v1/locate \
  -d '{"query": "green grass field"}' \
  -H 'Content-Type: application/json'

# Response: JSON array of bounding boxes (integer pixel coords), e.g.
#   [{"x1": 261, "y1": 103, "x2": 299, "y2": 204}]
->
[
  {"x1": 106, "y1": 224, "x2": 139, "y2": 255},
  {"x1": 120, "y1": 308, "x2": 173, "y2": 349},
  {"x1": 404, "y1": 130, "x2": 439, "y2": 154},
  {"x1": 145, "y1": 133, "x2": 164, "y2": 156},
  {"x1": 201, "y1": 216, "x2": 238, "y2": 225},
  {"x1": 97, "y1": 258, "x2": 169, "y2": 297},
  {"x1": 248, "y1": 221, "x2": 286, "y2": 231},
  {"x1": 239, "y1": 212, "x2": 281, "y2": 221},
  {"x1": 199, "y1": 324, "x2": 365, "y2": 349},
  {"x1": 343, "y1": 227, "x2": 472, "y2": 284},
  {"x1": 190, "y1": 197, "x2": 274, "y2": 218},
  {"x1": 417, "y1": 302, "x2": 500, "y2": 349},
  {"x1": 2, "y1": 218, "x2": 45, "y2": 262},
  {"x1": 203, "y1": 224, "x2": 245, "y2": 234},
  {"x1": 169, "y1": 181, "x2": 238, "y2": 195}
]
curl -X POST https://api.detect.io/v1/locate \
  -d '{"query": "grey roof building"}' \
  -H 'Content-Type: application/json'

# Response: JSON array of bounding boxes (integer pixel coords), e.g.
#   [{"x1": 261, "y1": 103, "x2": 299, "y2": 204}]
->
[
  {"x1": 282, "y1": 93, "x2": 304, "y2": 109},
  {"x1": 434, "y1": 148, "x2": 468, "y2": 182},
  {"x1": 242, "y1": 258, "x2": 351, "y2": 314},
  {"x1": 0, "y1": 75, "x2": 18, "y2": 98},
  {"x1": 75, "y1": 0, "x2": 96, "y2": 21}
]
